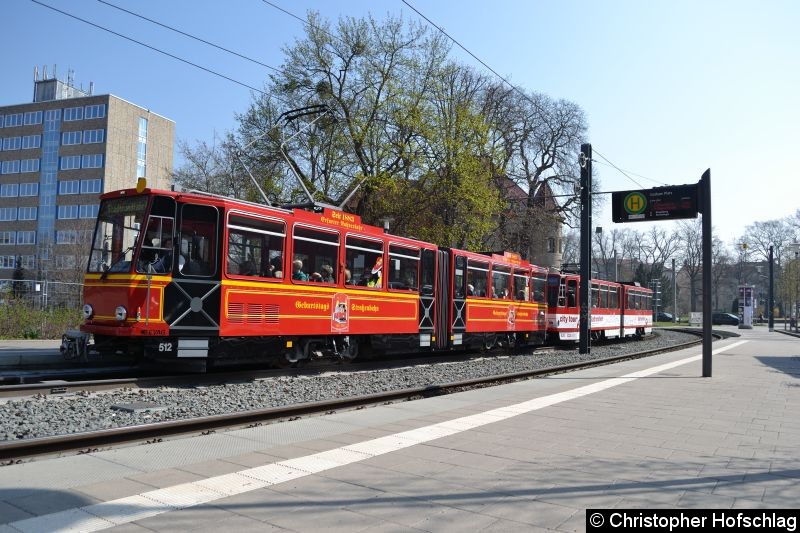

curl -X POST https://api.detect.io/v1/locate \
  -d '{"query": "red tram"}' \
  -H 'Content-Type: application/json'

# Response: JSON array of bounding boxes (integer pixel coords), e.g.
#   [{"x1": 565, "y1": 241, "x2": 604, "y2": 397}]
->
[{"x1": 75, "y1": 186, "x2": 649, "y2": 369}]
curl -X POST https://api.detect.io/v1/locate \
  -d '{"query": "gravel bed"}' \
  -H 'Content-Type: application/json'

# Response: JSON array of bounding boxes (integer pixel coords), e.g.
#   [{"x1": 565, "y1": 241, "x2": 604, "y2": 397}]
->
[{"x1": 0, "y1": 330, "x2": 697, "y2": 441}]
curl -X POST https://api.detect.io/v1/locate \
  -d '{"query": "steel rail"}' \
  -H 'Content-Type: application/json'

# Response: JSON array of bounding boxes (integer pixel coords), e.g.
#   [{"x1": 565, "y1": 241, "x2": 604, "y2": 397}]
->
[{"x1": 0, "y1": 331, "x2": 711, "y2": 461}]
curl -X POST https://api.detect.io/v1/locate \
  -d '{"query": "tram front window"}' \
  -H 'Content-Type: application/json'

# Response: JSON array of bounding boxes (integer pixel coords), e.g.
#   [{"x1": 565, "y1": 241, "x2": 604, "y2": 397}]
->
[{"x1": 88, "y1": 196, "x2": 149, "y2": 274}]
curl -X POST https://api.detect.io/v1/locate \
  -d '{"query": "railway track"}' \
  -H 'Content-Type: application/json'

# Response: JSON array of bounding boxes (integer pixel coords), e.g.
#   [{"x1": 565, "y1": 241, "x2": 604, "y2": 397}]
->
[
  {"x1": 0, "y1": 330, "x2": 713, "y2": 462},
  {"x1": 0, "y1": 345, "x2": 565, "y2": 398}
]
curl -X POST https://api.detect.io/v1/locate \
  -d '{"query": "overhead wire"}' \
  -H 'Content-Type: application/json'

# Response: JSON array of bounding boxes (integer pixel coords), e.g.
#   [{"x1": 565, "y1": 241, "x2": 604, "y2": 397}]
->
[
  {"x1": 592, "y1": 149, "x2": 645, "y2": 189},
  {"x1": 592, "y1": 158, "x2": 669, "y2": 187},
  {"x1": 30, "y1": 0, "x2": 278, "y2": 99},
  {"x1": 400, "y1": 0, "x2": 547, "y2": 117},
  {"x1": 96, "y1": 0, "x2": 282, "y2": 73},
  {"x1": 400, "y1": 0, "x2": 679, "y2": 191}
]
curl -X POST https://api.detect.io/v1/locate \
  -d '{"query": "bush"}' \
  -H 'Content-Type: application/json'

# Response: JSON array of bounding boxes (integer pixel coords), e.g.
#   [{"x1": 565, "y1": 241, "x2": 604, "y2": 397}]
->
[{"x1": 0, "y1": 301, "x2": 82, "y2": 339}]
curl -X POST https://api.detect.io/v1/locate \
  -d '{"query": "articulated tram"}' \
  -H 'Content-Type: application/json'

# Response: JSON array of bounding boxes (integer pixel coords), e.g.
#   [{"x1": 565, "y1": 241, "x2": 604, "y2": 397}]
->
[{"x1": 72, "y1": 186, "x2": 650, "y2": 369}]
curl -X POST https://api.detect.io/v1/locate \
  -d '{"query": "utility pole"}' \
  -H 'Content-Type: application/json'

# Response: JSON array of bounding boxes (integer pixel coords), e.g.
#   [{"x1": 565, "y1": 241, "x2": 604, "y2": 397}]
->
[
  {"x1": 769, "y1": 245, "x2": 774, "y2": 332},
  {"x1": 672, "y1": 258, "x2": 677, "y2": 323},
  {"x1": 700, "y1": 169, "x2": 712, "y2": 377},
  {"x1": 579, "y1": 144, "x2": 592, "y2": 355}
]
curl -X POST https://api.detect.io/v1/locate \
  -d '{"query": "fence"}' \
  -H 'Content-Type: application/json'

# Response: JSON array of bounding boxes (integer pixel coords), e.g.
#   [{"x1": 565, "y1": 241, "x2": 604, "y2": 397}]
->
[{"x1": 0, "y1": 278, "x2": 83, "y2": 309}]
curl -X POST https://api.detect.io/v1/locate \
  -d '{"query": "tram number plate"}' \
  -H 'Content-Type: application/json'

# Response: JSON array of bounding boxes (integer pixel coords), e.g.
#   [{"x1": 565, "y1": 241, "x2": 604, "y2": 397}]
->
[{"x1": 158, "y1": 342, "x2": 174, "y2": 352}]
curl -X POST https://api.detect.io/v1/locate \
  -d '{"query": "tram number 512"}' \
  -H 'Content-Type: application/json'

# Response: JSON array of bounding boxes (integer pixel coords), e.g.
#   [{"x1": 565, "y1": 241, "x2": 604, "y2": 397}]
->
[{"x1": 158, "y1": 342, "x2": 174, "y2": 352}]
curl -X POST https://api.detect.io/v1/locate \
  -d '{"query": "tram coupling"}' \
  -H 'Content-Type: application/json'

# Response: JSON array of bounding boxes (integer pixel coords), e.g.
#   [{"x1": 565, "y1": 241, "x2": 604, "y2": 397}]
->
[{"x1": 60, "y1": 330, "x2": 91, "y2": 362}]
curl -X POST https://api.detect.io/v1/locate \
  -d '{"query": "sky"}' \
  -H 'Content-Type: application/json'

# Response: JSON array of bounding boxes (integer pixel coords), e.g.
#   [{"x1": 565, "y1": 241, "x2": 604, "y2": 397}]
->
[{"x1": 2, "y1": 0, "x2": 799, "y2": 247}]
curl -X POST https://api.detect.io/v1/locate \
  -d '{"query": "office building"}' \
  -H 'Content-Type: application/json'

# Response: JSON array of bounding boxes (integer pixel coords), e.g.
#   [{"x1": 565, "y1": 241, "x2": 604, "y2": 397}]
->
[{"x1": 0, "y1": 68, "x2": 174, "y2": 277}]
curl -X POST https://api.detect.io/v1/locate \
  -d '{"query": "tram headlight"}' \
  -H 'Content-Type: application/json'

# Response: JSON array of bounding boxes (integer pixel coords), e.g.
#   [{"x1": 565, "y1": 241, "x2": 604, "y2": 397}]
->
[
  {"x1": 83, "y1": 304, "x2": 93, "y2": 320},
  {"x1": 115, "y1": 306, "x2": 127, "y2": 321}
]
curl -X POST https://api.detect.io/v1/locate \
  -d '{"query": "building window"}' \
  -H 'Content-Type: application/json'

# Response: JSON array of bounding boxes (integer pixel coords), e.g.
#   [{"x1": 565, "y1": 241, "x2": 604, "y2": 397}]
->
[
  {"x1": 79, "y1": 204, "x2": 99, "y2": 219},
  {"x1": 81, "y1": 154, "x2": 103, "y2": 169},
  {"x1": 57, "y1": 205, "x2": 79, "y2": 219},
  {"x1": 136, "y1": 116, "x2": 148, "y2": 178},
  {"x1": 80, "y1": 178, "x2": 102, "y2": 194},
  {"x1": 1, "y1": 160, "x2": 20, "y2": 174},
  {"x1": 0, "y1": 207, "x2": 17, "y2": 221},
  {"x1": 63, "y1": 107, "x2": 83, "y2": 122},
  {"x1": 21, "y1": 135, "x2": 41, "y2": 149},
  {"x1": 19, "y1": 183, "x2": 38, "y2": 197},
  {"x1": 23, "y1": 111, "x2": 43, "y2": 125},
  {"x1": 59, "y1": 180, "x2": 80, "y2": 195},
  {"x1": 18, "y1": 207, "x2": 37, "y2": 221},
  {"x1": 84, "y1": 104, "x2": 106, "y2": 119},
  {"x1": 62, "y1": 131, "x2": 82, "y2": 145},
  {"x1": 59, "y1": 155, "x2": 81, "y2": 170},
  {"x1": 55, "y1": 255, "x2": 76, "y2": 269},
  {"x1": 20, "y1": 159, "x2": 40, "y2": 173},
  {"x1": 44, "y1": 109, "x2": 61, "y2": 122},
  {"x1": 2, "y1": 137, "x2": 21, "y2": 151},
  {"x1": 547, "y1": 237, "x2": 556, "y2": 253},
  {"x1": 17, "y1": 231, "x2": 36, "y2": 245},
  {"x1": 83, "y1": 129, "x2": 105, "y2": 144},
  {"x1": 57, "y1": 230, "x2": 79, "y2": 244},
  {"x1": 0, "y1": 256, "x2": 15, "y2": 269},
  {"x1": 0, "y1": 232, "x2": 15, "y2": 245},
  {"x1": 0, "y1": 184, "x2": 18, "y2": 197},
  {"x1": 20, "y1": 255, "x2": 36, "y2": 269},
  {"x1": 0, "y1": 115, "x2": 3, "y2": 128},
  {"x1": 4, "y1": 114, "x2": 23, "y2": 127}
]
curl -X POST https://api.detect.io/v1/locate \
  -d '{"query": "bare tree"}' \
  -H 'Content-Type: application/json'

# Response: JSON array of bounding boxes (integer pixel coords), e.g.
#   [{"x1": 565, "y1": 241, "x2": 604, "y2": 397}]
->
[
  {"x1": 711, "y1": 234, "x2": 732, "y2": 311},
  {"x1": 677, "y1": 220, "x2": 703, "y2": 311},
  {"x1": 744, "y1": 218, "x2": 794, "y2": 267}
]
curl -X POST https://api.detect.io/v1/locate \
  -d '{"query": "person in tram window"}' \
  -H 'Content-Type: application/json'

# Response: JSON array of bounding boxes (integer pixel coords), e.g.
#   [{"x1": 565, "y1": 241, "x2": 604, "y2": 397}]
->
[
  {"x1": 310, "y1": 272, "x2": 323, "y2": 282},
  {"x1": 320, "y1": 264, "x2": 335, "y2": 283},
  {"x1": 152, "y1": 237, "x2": 173, "y2": 273},
  {"x1": 292, "y1": 259, "x2": 308, "y2": 281},
  {"x1": 344, "y1": 268, "x2": 352, "y2": 284},
  {"x1": 266, "y1": 255, "x2": 282, "y2": 277},
  {"x1": 467, "y1": 283, "x2": 475, "y2": 296}
]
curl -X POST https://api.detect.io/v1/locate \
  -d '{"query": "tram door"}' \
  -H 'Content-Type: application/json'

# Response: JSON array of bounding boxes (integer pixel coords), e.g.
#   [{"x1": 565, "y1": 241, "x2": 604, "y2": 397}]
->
[{"x1": 738, "y1": 285, "x2": 755, "y2": 329}]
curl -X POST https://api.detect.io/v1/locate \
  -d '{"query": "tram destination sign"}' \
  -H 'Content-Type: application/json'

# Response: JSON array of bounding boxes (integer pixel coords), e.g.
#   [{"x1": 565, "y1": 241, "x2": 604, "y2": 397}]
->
[{"x1": 612, "y1": 183, "x2": 699, "y2": 223}]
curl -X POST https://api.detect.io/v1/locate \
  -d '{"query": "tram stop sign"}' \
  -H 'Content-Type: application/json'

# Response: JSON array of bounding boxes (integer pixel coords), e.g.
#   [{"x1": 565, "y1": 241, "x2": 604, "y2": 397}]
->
[{"x1": 612, "y1": 183, "x2": 699, "y2": 223}]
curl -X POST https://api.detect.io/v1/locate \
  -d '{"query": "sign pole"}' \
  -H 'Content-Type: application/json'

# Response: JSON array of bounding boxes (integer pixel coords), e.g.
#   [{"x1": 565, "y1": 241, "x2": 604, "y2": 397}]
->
[
  {"x1": 579, "y1": 144, "x2": 592, "y2": 355},
  {"x1": 700, "y1": 169, "x2": 712, "y2": 377},
  {"x1": 769, "y1": 245, "x2": 774, "y2": 332}
]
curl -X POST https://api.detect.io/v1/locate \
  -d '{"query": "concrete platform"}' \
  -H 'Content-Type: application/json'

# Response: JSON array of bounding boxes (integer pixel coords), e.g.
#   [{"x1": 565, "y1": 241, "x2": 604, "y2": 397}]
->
[
  {"x1": 0, "y1": 340, "x2": 64, "y2": 369},
  {"x1": 0, "y1": 328, "x2": 797, "y2": 532}
]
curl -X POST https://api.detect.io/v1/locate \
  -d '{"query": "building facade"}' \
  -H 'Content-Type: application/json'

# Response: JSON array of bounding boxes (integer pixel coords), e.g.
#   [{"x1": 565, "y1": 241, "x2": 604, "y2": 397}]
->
[{"x1": 0, "y1": 74, "x2": 174, "y2": 279}]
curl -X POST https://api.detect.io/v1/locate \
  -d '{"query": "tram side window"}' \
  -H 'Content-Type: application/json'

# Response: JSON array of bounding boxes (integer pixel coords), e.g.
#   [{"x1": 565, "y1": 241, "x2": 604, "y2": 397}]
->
[
  {"x1": 227, "y1": 215, "x2": 285, "y2": 279},
  {"x1": 179, "y1": 204, "x2": 217, "y2": 277},
  {"x1": 467, "y1": 260, "x2": 489, "y2": 297},
  {"x1": 532, "y1": 275, "x2": 546, "y2": 304},
  {"x1": 453, "y1": 255, "x2": 467, "y2": 299},
  {"x1": 293, "y1": 226, "x2": 339, "y2": 284},
  {"x1": 345, "y1": 236, "x2": 383, "y2": 287},
  {"x1": 492, "y1": 266, "x2": 511, "y2": 299},
  {"x1": 610, "y1": 287, "x2": 618, "y2": 309},
  {"x1": 601, "y1": 286, "x2": 609, "y2": 308},
  {"x1": 388, "y1": 245, "x2": 419, "y2": 291},
  {"x1": 567, "y1": 279, "x2": 577, "y2": 307},
  {"x1": 591, "y1": 283, "x2": 599, "y2": 308},
  {"x1": 513, "y1": 271, "x2": 529, "y2": 301}
]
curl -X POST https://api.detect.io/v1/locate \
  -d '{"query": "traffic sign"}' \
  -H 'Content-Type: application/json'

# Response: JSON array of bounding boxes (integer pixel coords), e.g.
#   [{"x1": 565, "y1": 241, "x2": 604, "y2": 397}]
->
[{"x1": 612, "y1": 183, "x2": 699, "y2": 223}]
